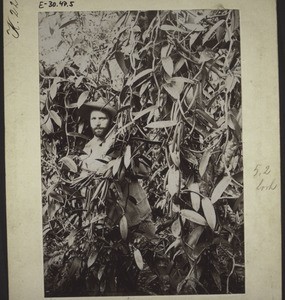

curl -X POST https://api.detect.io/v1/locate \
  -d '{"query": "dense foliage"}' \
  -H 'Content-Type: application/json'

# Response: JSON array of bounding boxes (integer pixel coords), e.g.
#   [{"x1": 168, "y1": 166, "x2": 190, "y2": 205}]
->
[{"x1": 40, "y1": 10, "x2": 244, "y2": 296}]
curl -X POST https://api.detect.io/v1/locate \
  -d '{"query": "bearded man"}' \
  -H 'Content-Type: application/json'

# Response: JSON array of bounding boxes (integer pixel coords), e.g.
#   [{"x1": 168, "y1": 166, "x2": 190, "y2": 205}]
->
[{"x1": 79, "y1": 96, "x2": 156, "y2": 239}]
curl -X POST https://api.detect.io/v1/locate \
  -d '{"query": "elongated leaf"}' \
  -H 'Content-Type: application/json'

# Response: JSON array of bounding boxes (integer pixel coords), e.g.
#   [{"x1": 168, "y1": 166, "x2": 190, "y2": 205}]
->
[
  {"x1": 60, "y1": 156, "x2": 77, "y2": 173},
  {"x1": 42, "y1": 115, "x2": 54, "y2": 134},
  {"x1": 56, "y1": 60, "x2": 66, "y2": 76},
  {"x1": 115, "y1": 51, "x2": 128, "y2": 75},
  {"x1": 162, "y1": 57, "x2": 174, "y2": 77},
  {"x1": 169, "y1": 149, "x2": 180, "y2": 168},
  {"x1": 139, "y1": 81, "x2": 150, "y2": 96},
  {"x1": 66, "y1": 132, "x2": 89, "y2": 140},
  {"x1": 59, "y1": 19, "x2": 77, "y2": 29},
  {"x1": 228, "y1": 113, "x2": 242, "y2": 137},
  {"x1": 166, "y1": 238, "x2": 181, "y2": 254},
  {"x1": 211, "y1": 176, "x2": 232, "y2": 204},
  {"x1": 183, "y1": 23, "x2": 205, "y2": 32},
  {"x1": 98, "y1": 265, "x2": 105, "y2": 280},
  {"x1": 126, "y1": 68, "x2": 153, "y2": 86},
  {"x1": 67, "y1": 230, "x2": 76, "y2": 247},
  {"x1": 174, "y1": 58, "x2": 186, "y2": 74},
  {"x1": 133, "y1": 105, "x2": 158, "y2": 121},
  {"x1": 49, "y1": 110, "x2": 62, "y2": 127},
  {"x1": 189, "y1": 183, "x2": 200, "y2": 211},
  {"x1": 50, "y1": 81, "x2": 58, "y2": 100},
  {"x1": 160, "y1": 24, "x2": 187, "y2": 33},
  {"x1": 203, "y1": 20, "x2": 225, "y2": 44},
  {"x1": 187, "y1": 226, "x2": 204, "y2": 248},
  {"x1": 161, "y1": 44, "x2": 173, "y2": 58},
  {"x1": 49, "y1": 191, "x2": 64, "y2": 203},
  {"x1": 134, "y1": 248, "x2": 144, "y2": 270},
  {"x1": 120, "y1": 215, "x2": 128, "y2": 240},
  {"x1": 124, "y1": 145, "x2": 131, "y2": 168},
  {"x1": 196, "y1": 109, "x2": 218, "y2": 128},
  {"x1": 146, "y1": 120, "x2": 177, "y2": 129},
  {"x1": 189, "y1": 32, "x2": 200, "y2": 49},
  {"x1": 77, "y1": 91, "x2": 89, "y2": 108},
  {"x1": 113, "y1": 157, "x2": 122, "y2": 176},
  {"x1": 199, "y1": 149, "x2": 212, "y2": 177},
  {"x1": 180, "y1": 209, "x2": 207, "y2": 226},
  {"x1": 171, "y1": 218, "x2": 181, "y2": 238},
  {"x1": 211, "y1": 267, "x2": 222, "y2": 291},
  {"x1": 91, "y1": 180, "x2": 105, "y2": 201},
  {"x1": 225, "y1": 74, "x2": 237, "y2": 93},
  {"x1": 75, "y1": 76, "x2": 84, "y2": 88},
  {"x1": 87, "y1": 251, "x2": 98, "y2": 268},
  {"x1": 167, "y1": 166, "x2": 180, "y2": 196},
  {"x1": 202, "y1": 197, "x2": 216, "y2": 230}
]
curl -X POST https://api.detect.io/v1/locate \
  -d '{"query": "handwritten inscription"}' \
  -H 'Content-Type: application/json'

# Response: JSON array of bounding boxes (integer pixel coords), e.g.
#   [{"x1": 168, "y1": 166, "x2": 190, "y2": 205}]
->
[
  {"x1": 39, "y1": 1, "x2": 74, "y2": 8},
  {"x1": 253, "y1": 164, "x2": 277, "y2": 191},
  {"x1": 6, "y1": 0, "x2": 19, "y2": 39}
]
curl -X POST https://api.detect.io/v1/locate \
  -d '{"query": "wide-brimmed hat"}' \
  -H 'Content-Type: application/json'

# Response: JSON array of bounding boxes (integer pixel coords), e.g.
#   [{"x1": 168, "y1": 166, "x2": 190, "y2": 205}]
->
[{"x1": 80, "y1": 97, "x2": 118, "y2": 119}]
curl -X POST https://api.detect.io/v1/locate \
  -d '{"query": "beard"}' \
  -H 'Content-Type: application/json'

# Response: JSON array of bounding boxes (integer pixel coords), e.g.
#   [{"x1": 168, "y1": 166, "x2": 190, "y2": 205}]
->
[{"x1": 92, "y1": 127, "x2": 108, "y2": 138}]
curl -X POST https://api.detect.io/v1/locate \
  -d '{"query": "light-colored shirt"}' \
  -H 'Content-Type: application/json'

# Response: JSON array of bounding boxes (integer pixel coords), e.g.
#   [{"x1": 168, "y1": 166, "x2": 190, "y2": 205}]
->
[{"x1": 80, "y1": 129, "x2": 115, "y2": 174}]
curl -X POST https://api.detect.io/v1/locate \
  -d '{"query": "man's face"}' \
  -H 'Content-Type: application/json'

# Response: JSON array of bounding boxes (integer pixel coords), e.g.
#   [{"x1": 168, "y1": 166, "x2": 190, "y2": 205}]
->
[{"x1": 90, "y1": 110, "x2": 111, "y2": 138}]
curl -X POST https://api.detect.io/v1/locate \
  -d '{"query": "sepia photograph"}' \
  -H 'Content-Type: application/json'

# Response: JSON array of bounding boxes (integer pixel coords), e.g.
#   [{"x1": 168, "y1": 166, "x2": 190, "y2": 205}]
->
[{"x1": 39, "y1": 10, "x2": 244, "y2": 297}]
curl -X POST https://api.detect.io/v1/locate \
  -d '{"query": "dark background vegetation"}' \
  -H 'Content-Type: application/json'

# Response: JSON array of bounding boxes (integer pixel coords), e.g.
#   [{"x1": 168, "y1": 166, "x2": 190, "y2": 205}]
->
[{"x1": 40, "y1": 9, "x2": 244, "y2": 296}]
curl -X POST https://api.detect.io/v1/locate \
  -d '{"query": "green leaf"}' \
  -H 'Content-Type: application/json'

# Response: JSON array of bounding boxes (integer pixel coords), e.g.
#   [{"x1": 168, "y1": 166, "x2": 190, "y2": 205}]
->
[
  {"x1": 189, "y1": 183, "x2": 200, "y2": 211},
  {"x1": 203, "y1": 20, "x2": 225, "y2": 45},
  {"x1": 162, "y1": 56, "x2": 174, "y2": 77},
  {"x1": 202, "y1": 197, "x2": 216, "y2": 230},
  {"x1": 146, "y1": 120, "x2": 177, "y2": 129},
  {"x1": 211, "y1": 176, "x2": 232, "y2": 204},
  {"x1": 133, "y1": 248, "x2": 144, "y2": 270},
  {"x1": 77, "y1": 91, "x2": 89, "y2": 108},
  {"x1": 180, "y1": 209, "x2": 207, "y2": 226},
  {"x1": 87, "y1": 251, "x2": 98, "y2": 268},
  {"x1": 60, "y1": 156, "x2": 77, "y2": 173},
  {"x1": 49, "y1": 110, "x2": 62, "y2": 127},
  {"x1": 199, "y1": 149, "x2": 212, "y2": 177},
  {"x1": 120, "y1": 215, "x2": 128, "y2": 240}
]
